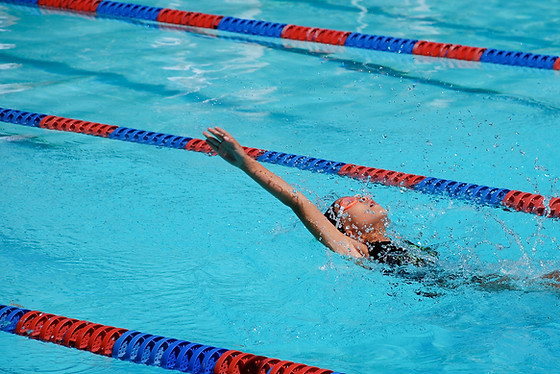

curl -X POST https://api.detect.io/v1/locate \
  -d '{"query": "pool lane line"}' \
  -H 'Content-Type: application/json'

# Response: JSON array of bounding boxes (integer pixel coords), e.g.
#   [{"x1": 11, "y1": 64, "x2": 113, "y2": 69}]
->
[
  {"x1": 2, "y1": 0, "x2": 560, "y2": 72},
  {"x1": 0, "y1": 305, "x2": 345, "y2": 374},
  {"x1": 1, "y1": 106, "x2": 559, "y2": 219}
]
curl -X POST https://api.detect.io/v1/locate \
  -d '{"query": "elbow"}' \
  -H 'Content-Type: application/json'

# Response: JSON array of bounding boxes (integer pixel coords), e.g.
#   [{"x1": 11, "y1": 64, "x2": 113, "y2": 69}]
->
[{"x1": 289, "y1": 194, "x2": 308, "y2": 216}]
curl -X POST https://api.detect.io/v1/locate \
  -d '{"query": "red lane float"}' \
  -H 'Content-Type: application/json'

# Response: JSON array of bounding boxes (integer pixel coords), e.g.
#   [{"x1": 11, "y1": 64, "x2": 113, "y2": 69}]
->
[
  {"x1": 185, "y1": 138, "x2": 216, "y2": 155},
  {"x1": 156, "y1": 8, "x2": 223, "y2": 29},
  {"x1": 27, "y1": 313, "x2": 56, "y2": 339},
  {"x1": 502, "y1": 190, "x2": 547, "y2": 216},
  {"x1": 412, "y1": 41, "x2": 487, "y2": 61},
  {"x1": 214, "y1": 350, "x2": 243, "y2": 374},
  {"x1": 242, "y1": 146, "x2": 267, "y2": 159},
  {"x1": 75, "y1": 323, "x2": 104, "y2": 350},
  {"x1": 14, "y1": 310, "x2": 41, "y2": 335},
  {"x1": 51, "y1": 318, "x2": 80, "y2": 343},
  {"x1": 37, "y1": 0, "x2": 100, "y2": 12},
  {"x1": 338, "y1": 164, "x2": 426, "y2": 188},
  {"x1": 62, "y1": 320, "x2": 90, "y2": 347},
  {"x1": 412, "y1": 41, "x2": 452, "y2": 58},
  {"x1": 39, "y1": 116, "x2": 118, "y2": 137},
  {"x1": 446, "y1": 45, "x2": 487, "y2": 61},
  {"x1": 88, "y1": 325, "x2": 116, "y2": 353},
  {"x1": 38, "y1": 315, "x2": 65, "y2": 341},
  {"x1": 281, "y1": 25, "x2": 350, "y2": 46},
  {"x1": 550, "y1": 198, "x2": 560, "y2": 218}
]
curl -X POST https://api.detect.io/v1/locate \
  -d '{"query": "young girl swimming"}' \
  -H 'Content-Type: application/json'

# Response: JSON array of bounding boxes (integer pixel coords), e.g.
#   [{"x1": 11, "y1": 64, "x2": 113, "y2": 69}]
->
[
  {"x1": 203, "y1": 126, "x2": 433, "y2": 266},
  {"x1": 203, "y1": 127, "x2": 560, "y2": 290},
  {"x1": 203, "y1": 127, "x2": 560, "y2": 291}
]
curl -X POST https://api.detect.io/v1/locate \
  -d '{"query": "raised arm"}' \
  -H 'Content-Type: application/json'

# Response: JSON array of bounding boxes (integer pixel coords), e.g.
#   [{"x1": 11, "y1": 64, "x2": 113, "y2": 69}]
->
[{"x1": 203, "y1": 127, "x2": 367, "y2": 258}]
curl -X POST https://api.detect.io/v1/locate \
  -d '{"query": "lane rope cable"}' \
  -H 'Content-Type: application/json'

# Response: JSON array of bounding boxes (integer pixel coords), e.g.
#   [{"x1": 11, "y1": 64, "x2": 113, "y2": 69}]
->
[
  {"x1": 1, "y1": 107, "x2": 559, "y2": 219},
  {"x1": 0, "y1": 304, "x2": 345, "y2": 374},
  {"x1": 1, "y1": 0, "x2": 559, "y2": 71}
]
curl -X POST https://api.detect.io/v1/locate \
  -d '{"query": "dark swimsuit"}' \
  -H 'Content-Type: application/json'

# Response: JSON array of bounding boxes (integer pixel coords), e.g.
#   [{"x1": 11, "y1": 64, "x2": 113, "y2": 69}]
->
[{"x1": 366, "y1": 240, "x2": 438, "y2": 267}]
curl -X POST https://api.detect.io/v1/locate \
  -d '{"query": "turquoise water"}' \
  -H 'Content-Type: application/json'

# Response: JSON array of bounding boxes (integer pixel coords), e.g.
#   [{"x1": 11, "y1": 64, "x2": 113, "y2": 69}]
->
[{"x1": 1, "y1": 0, "x2": 560, "y2": 373}]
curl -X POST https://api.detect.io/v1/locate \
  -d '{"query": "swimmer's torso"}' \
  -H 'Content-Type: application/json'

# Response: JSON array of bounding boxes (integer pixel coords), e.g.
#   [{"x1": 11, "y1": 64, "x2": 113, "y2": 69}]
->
[{"x1": 366, "y1": 240, "x2": 438, "y2": 267}]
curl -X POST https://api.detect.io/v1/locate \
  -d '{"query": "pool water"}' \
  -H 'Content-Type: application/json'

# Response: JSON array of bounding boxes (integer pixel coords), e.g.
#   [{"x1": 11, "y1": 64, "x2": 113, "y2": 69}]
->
[{"x1": 1, "y1": 0, "x2": 560, "y2": 372}]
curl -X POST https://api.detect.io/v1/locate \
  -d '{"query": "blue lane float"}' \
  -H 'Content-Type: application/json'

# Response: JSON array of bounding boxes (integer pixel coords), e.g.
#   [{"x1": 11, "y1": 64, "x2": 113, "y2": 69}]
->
[
  {"x1": 344, "y1": 33, "x2": 418, "y2": 54},
  {"x1": 217, "y1": 16, "x2": 286, "y2": 38},
  {"x1": 95, "y1": 0, "x2": 161, "y2": 21}
]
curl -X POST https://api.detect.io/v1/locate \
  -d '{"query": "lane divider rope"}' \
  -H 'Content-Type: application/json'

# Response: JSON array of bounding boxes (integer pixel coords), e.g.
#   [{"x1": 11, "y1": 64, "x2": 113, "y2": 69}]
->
[
  {"x1": 2, "y1": 0, "x2": 560, "y2": 71},
  {"x1": 1, "y1": 106, "x2": 559, "y2": 219},
  {"x1": 0, "y1": 304, "x2": 345, "y2": 373}
]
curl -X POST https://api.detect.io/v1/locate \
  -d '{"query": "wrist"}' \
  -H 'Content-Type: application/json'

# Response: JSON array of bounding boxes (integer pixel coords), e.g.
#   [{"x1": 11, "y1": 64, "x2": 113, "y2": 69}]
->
[{"x1": 239, "y1": 155, "x2": 258, "y2": 172}]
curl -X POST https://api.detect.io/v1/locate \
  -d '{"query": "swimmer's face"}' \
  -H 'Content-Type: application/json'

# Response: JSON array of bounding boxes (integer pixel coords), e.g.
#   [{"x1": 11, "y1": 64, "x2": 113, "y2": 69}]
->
[{"x1": 335, "y1": 195, "x2": 388, "y2": 242}]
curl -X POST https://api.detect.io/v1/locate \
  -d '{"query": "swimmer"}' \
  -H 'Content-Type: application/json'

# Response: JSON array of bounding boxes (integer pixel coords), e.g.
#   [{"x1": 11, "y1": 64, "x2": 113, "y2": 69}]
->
[
  {"x1": 204, "y1": 127, "x2": 560, "y2": 291},
  {"x1": 203, "y1": 127, "x2": 434, "y2": 267}
]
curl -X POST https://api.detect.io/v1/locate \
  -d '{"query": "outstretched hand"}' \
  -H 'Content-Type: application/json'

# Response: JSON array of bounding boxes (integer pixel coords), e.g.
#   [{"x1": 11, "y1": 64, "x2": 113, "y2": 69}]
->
[{"x1": 203, "y1": 127, "x2": 249, "y2": 168}]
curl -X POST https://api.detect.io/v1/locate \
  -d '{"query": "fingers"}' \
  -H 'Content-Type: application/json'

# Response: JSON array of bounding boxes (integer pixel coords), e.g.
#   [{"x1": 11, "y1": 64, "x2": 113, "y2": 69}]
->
[
  {"x1": 206, "y1": 127, "x2": 226, "y2": 142},
  {"x1": 214, "y1": 127, "x2": 233, "y2": 141},
  {"x1": 202, "y1": 130, "x2": 216, "y2": 140},
  {"x1": 202, "y1": 130, "x2": 221, "y2": 152},
  {"x1": 205, "y1": 126, "x2": 237, "y2": 143},
  {"x1": 203, "y1": 127, "x2": 239, "y2": 153},
  {"x1": 203, "y1": 129, "x2": 223, "y2": 144}
]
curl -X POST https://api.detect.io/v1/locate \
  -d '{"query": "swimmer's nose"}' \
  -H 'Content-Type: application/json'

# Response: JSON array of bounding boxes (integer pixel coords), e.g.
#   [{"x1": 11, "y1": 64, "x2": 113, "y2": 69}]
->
[{"x1": 360, "y1": 195, "x2": 378, "y2": 206}]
